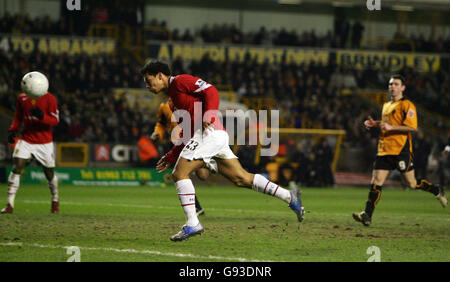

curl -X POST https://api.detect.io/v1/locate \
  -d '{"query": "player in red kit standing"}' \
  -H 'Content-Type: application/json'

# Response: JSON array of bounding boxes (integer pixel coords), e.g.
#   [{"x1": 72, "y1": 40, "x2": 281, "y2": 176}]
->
[
  {"x1": 140, "y1": 61, "x2": 304, "y2": 241},
  {"x1": 1, "y1": 71, "x2": 60, "y2": 214}
]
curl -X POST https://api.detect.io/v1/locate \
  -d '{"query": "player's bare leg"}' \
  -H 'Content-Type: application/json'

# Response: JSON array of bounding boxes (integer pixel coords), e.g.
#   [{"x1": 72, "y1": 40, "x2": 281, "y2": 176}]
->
[
  {"x1": 1, "y1": 158, "x2": 27, "y2": 214},
  {"x1": 170, "y1": 158, "x2": 205, "y2": 241},
  {"x1": 216, "y1": 158, "x2": 304, "y2": 222},
  {"x1": 353, "y1": 169, "x2": 390, "y2": 226},
  {"x1": 195, "y1": 167, "x2": 210, "y2": 181},
  {"x1": 403, "y1": 170, "x2": 448, "y2": 207},
  {"x1": 43, "y1": 167, "x2": 59, "y2": 213}
]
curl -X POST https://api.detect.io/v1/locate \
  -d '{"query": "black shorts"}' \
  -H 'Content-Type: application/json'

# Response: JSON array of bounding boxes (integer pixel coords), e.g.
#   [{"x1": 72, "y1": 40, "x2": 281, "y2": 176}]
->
[{"x1": 374, "y1": 152, "x2": 414, "y2": 173}]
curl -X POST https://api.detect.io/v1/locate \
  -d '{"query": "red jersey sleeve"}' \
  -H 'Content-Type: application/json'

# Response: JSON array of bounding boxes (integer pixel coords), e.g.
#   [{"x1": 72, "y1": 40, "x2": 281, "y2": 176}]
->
[
  {"x1": 174, "y1": 75, "x2": 221, "y2": 123},
  {"x1": 9, "y1": 96, "x2": 24, "y2": 132},
  {"x1": 164, "y1": 143, "x2": 185, "y2": 164},
  {"x1": 202, "y1": 86, "x2": 220, "y2": 123},
  {"x1": 38, "y1": 94, "x2": 59, "y2": 127},
  {"x1": 163, "y1": 75, "x2": 224, "y2": 165},
  {"x1": 191, "y1": 77, "x2": 221, "y2": 125}
]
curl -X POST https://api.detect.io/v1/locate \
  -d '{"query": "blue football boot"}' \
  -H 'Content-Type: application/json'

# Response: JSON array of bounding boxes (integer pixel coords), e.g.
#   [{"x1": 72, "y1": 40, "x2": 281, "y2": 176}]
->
[
  {"x1": 289, "y1": 189, "x2": 305, "y2": 222},
  {"x1": 170, "y1": 223, "x2": 204, "y2": 242}
]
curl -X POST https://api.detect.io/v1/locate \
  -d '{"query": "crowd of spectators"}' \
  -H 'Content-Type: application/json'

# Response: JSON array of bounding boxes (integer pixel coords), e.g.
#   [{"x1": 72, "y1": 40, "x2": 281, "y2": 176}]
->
[
  {"x1": 2, "y1": 11, "x2": 450, "y2": 53},
  {"x1": 149, "y1": 17, "x2": 450, "y2": 53},
  {"x1": 0, "y1": 11, "x2": 89, "y2": 37},
  {"x1": 150, "y1": 18, "x2": 366, "y2": 50},
  {"x1": 0, "y1": 12, "x2": 71, "y2": 36},
  {"x1": 280, "y1": 138, "x2": 335, "y2": 188},
  {"x1": 0, "y1": 51, "x2": 142, "y2": 95},
  {"x1": 2, "y1": 49, "x2": 447, "y2": 181},
  {"x1": 0, "y1": 49, "x2": 147, "y2": 145},
  {"x1": 0, "y1": 1, "x2": 143, "y2": 37},
  {"x1": 387, "y1": 31, "x2": 450, "y2": 53},
  {"x1": 171, "y1": 52, "x2": 450, "y2": 132},
  {"x1": 236, "y1": 135, "x2": 337, "y2": 187},
  {"x1": 1, "y1": 11, "x2": 449, "y2": 182}
]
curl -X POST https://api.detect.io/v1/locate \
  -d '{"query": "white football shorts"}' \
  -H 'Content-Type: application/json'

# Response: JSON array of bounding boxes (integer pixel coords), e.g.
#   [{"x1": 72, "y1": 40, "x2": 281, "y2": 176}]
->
[
  {"x1": 13, "y1": 139, "x2": 56, "y2": 168},
  {"x1": 178, "y1": 128, "x2": 237, "y2": 172}
]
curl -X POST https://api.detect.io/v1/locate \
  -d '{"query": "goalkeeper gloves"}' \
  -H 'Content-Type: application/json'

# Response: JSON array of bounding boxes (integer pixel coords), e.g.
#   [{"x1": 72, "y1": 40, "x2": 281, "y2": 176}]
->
[{"x1": 30, "y1": 107, "x2": 44, "y2": 120}]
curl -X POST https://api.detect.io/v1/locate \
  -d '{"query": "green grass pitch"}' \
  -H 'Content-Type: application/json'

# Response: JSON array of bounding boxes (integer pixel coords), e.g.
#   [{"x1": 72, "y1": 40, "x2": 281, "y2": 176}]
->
[{"x1": 0, "y1": 184, "x2": 448, "y2": 262}]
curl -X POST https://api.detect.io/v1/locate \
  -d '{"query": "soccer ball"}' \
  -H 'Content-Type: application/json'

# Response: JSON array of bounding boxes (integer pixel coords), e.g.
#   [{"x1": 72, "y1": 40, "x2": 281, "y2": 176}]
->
[{"x1": 21, "y1": 71, "x2": 49, "y2": 98}]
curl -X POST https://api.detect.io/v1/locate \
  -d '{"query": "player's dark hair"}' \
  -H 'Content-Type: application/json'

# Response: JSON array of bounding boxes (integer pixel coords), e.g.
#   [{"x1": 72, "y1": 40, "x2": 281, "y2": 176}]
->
[
  {"x1": 140, "y1": 60, "x2": 171, "y2": 76},
  {"x1": 390, "y1": 74, "x2": 406, "y2": 85}
]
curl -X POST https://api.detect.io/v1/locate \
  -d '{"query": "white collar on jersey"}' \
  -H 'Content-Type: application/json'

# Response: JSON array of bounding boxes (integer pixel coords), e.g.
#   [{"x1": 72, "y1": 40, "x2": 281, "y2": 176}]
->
[{"x1": 169, "y1": 76, "x2": 175, "y2": 85}]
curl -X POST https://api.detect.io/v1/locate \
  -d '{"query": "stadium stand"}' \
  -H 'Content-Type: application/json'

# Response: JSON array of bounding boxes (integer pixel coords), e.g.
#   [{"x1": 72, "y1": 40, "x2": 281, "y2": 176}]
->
[
  {"x1": 2, "y1": 13, "x2": 450, "y2": 52},
  {"x1": 0, "y1": 3, "x2": 448, "y2": 186}
]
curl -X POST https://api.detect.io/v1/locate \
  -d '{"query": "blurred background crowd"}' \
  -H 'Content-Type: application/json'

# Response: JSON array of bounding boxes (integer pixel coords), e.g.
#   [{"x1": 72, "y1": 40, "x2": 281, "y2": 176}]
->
[
  {"x1": 2, "y1": 12, "x2": 450, "y2": 53},
  {"x1": 0, "y1": 6, "x2": 449, "y2": 187},
  {"x1": 1, "y1": 46, "x2": 448, "y2": 144}
]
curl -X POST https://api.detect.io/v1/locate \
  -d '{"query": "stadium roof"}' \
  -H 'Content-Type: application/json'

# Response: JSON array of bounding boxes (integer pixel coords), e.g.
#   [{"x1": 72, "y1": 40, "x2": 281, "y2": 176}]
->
[
  {"x1": 298, "y1": 0, "x2": 450, "y2": 11},
  {"x1": 149, "y1": 0, "x2": 450, "y2": 12}
]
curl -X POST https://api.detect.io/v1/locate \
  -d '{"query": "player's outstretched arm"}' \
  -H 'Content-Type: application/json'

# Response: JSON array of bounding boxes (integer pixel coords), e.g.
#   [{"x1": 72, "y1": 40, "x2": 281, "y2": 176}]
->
[
  {"x1": 32, "y1": 108, "x2": 59, "y2": 126},
  {"x1": 164, "y1": 144, "x2": 184, "y2": 165},
  {"x1": 31, "y1": 95, "x2": 59, "y2": 126},
  {"x1": 364, "y1": 115, "x2": 380, "y2": 130},
  {"x1": 9, "y1": 99, "x2": 23, "y2": 133},
  {"x1": 150, "y1": 131, "x2": 160, "y2": 141},
  {"x1": 201, "y1": 85, "x2": 220, "y2": 127},
  {"x1": 379, "y1": 122, "x2": 417, "y2": 132},
  {"x1": 151, "y1": 122, "x2": 166, "y2": 141}
]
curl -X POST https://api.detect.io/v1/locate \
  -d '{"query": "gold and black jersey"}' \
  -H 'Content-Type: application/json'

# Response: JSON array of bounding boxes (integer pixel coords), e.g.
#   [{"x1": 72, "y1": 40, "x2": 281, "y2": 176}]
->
[
  {"x1": 377, "y1": 98, "x2": 418, "y2": 156},
  {"x1": 154, "y1": 98, "x2": 178, "y2": 142}
]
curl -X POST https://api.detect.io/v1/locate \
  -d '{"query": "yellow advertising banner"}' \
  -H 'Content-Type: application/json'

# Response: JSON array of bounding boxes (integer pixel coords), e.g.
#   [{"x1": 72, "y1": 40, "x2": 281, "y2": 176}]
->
[
  {"x1": 336, "y1": 50, "x2": 440, "y2": 72},
  {"x1": 1, "y1": 35, "x2": 116, "y2": 55},
  {"x1": 154, "y1": 42, "x2": 329, "y2": 65},
  {"x1": 149, "y1": 42, "x2": 442, "y2": 72}
]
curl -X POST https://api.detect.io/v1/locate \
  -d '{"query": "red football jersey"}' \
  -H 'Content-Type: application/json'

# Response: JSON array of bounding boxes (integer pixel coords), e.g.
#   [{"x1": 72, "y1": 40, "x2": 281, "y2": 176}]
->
[
  {"x1": 9, "y1": 92, "x2": 59, "y2": 144},
  {"x1": 165, "y1": 74, "x2": 225, "y2": 164}
]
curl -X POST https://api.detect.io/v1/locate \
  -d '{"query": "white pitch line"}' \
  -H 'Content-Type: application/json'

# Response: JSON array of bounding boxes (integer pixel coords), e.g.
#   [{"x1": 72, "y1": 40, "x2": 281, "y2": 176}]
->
[
  {"x1": 20, "y1": 199, "x2": 356, "y2": 217},
  {"x1": 0, "y1": 242, "x2": 272, "y2": 262},
  {"x1": 21, "y1": 199, "x2": 279, "y2": 214},
  {"x1": 23, "y1": 200, "x2": 162, "y2": 210},
  {"x1": 28, "y1": 199, "x2": 447, "y2": 219}
]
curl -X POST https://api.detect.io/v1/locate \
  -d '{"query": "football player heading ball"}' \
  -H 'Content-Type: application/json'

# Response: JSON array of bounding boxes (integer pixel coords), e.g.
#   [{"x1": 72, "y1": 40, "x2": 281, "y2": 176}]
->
[
  {"x1": 1, "y1": 71, "x2": 60, "y2": 214},
  {"x1": 141, "y1": 61, "x2": 305, "y2": 242}
]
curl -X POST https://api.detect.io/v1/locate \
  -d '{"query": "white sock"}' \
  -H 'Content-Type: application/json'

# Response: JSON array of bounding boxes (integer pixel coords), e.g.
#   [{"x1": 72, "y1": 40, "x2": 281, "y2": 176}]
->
[
  {"x1": 252, "y1": 174, "x2": 291, "y2": 203},
  {"x1": 176, "y1": 179, "x2": 199, "y2": 227},
  {"x1": 7, "y1": 172, "x2": 20, "y2": 208},
  {"x1": 48, "y1": 175, "x2": 59, "y2": 202}
]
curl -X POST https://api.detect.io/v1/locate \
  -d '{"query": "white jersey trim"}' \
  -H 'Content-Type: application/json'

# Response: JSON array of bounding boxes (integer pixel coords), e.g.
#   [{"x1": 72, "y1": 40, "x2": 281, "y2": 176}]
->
[
  {"x1": 193, "y1": 79, "x2": 212, "y2": 93},
  {"x1": 51, "y1": 110, "x2": 59, "y2": 122}
]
